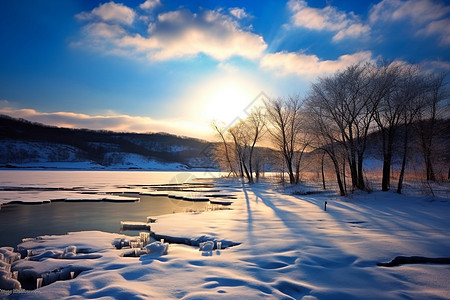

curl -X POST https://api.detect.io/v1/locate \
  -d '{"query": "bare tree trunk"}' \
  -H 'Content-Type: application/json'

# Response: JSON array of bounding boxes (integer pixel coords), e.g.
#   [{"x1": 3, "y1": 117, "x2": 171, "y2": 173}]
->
[
  {"x1": 346, "y1": 137, "x2": 358, "y2": 190},
  {"x1": 397, "y1": 125, "x2": 409, "y2": 194},
  {"x1": 381, "y1": 134, "x2": 394, "y2": 192},
  {"x1": 381, "y1": 129, "x2": 396, "y2": 191},
  {"x1": 357, "y1": 153, "x2": 365, "y2": 190},
  {"x1": 239, "y1": 161, "x2": 244, "y2": 178},
  {"x1": 286, "y1": 156, "x2": 295, "y2": 184},
  {"x1": 382, "y1": 154, "x2": 392, "y2": 191},
  {"x1": 321, "y1": 152, "x2": 326, "y2": 190},
  {"x1": 380, "y1": 129, "x2": 389, "y2": 191},
  {"x1": 248, "y1": 154, "x2": 254, "y2": 183},
  {"x1": 243, "y1": 162, "x2": 252, "y2": 184},
  {"x1": 342, "y1": 155, "x2": 347, "y2": 193},
  {"x1": 425, "y1": 151, "x2": 436, "y2": 181},
  {"x1": 331, "y1": 154, "x2": 346, "y2": 196}
]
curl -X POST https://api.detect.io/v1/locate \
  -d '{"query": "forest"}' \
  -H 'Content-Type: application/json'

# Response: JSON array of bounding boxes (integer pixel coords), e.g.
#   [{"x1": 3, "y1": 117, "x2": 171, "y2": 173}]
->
[{"x1": 212, "y1": 61, "x2": 450, "y2": 195}]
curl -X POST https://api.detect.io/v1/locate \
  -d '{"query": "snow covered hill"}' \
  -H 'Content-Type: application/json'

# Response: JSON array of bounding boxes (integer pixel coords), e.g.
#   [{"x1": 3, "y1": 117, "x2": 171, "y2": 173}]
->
[{"x1": 0, "y1": 115, "x2": 216, "y2": 170}]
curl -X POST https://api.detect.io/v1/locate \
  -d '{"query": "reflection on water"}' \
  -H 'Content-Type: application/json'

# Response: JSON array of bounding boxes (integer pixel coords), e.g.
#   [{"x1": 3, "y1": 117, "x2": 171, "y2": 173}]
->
[{"x1": 0, "y1": 195, "x2": 211, "y2": 247}]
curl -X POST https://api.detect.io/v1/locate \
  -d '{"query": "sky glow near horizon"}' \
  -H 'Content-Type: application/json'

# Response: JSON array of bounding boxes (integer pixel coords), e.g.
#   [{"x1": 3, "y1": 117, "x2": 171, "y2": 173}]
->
[{"x1": 0, "y1": 0, "x2": 449, "y2": 139}]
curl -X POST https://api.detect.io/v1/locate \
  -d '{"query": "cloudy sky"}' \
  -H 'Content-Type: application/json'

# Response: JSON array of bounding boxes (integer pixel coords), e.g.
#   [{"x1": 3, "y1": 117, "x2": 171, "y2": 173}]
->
[{"x1": 1, "y1": 0, "x2": 449, "y2": 138}]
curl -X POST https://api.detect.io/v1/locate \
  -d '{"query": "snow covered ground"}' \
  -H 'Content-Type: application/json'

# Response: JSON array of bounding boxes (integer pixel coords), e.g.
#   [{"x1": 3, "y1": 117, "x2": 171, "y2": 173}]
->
[{"x1": 0, "y1": 176, "x2": 449, "y2": 299}]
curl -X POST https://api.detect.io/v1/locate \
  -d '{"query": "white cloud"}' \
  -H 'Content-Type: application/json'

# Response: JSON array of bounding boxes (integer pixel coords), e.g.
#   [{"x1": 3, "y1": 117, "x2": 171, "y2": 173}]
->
[
  {"x1": 418, "y1": 18, "x2": 450, "y2": 45},
  {"x1": 229, "y1": 7, "x2": 248, "y2": 19},
  {"x1": 287, "y1": 0, "x2": 369, "y2": 41},
  {"x1": 332, "y1": 23, "x2": 370, "y2": 41},
  {"x1": 0, "y1": 108, "x2": 210, "y2": 139},
  {"x1": 260, "y1": 51, "x2": 374, "y2": 78},
  {"x1": 83, "y1": 22, "x2": 126, "y2": 39},
  {"x1": 369, "y1": 0, "x2": 450, "y2": 44},
  {"x1": 370, "y1": 0, "x2": 450, "y2": 23},
  {"x1": 77, "y1": 6, "x2": 267, "y2": 61},
  {"x1": 419, "y1": 59, "x2": 450, "y2": 73},
  {"x1": 140, "y1": 0, "x2": 161, "y2": 11},
  {"x1": 76, "y1": 1, "x2": 136, "y2": 25}
]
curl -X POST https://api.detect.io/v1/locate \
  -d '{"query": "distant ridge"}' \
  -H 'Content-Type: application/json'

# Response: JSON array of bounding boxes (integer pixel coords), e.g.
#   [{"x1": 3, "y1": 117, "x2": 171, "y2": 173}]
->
[{"x1": 0, "y1": 114, "x2": 217, "y2": 170}]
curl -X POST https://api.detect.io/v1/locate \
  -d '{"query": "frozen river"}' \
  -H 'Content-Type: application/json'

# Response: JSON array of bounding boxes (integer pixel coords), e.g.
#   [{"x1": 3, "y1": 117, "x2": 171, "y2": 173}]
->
[{"x1": 0, "y1": 170, "x2": 221, "y2": 247}]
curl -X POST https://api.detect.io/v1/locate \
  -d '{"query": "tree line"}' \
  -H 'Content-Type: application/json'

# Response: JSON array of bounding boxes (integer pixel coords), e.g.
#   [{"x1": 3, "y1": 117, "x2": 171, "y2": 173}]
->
[
  {"x1": 212, "y1": 61, "x2": 449, "y2": 195},
  {"x1": 0, "y1": 115, "x2": 214, "y2": 168}
]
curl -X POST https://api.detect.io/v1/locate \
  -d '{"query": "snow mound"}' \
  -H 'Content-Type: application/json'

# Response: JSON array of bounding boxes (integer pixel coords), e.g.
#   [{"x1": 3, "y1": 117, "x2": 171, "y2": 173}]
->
[{"x1": 145, "y1": 242, "x2": 169, "y2": 255}]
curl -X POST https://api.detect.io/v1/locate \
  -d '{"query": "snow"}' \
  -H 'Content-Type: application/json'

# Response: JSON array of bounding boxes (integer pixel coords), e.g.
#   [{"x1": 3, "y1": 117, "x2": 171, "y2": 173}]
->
[
  {"x1": 102, "y1": 152, "x2": 189, "y2": 170},
  {"x1": 1, "y1": 175, "x2": 449, "y2": 299},
  {"x1": 0, "y1": 140, "x2": 202, "y2": 171},
  {"x1": 145, "y1": 241, "x2": 169, "y2": 255}
]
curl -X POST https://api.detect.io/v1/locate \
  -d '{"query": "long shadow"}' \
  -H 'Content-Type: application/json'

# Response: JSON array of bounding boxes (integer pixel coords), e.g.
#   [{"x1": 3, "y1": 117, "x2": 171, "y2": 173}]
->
[
  {"x1": 242, "y1": 180, "x2": 255, "y2": 245},
  {"x1": 322, "y1": 191, "x2": 450, "y2": 240},
  {"x1": 247, "y1": 185, "x2": 311, "y2": 236},
  {"x1": 248, "y1": 186, "x2": 361, "y2": 247}
]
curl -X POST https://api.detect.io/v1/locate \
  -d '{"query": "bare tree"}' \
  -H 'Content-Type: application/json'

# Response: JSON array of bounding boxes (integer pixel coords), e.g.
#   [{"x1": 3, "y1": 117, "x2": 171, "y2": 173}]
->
[
  {"x1": 265, "y1": 95, "x2": 306, "y2": 184},
  {"x1": 305, "y1": 96, "x2": 347, "y2": 196},
  {"x1": 228, "y1": 120, "x2": 248, "y2": 179},
  {"x1": 244, "y1": 108, "x2": 266, "y2": 183},
  {"x1": 211, "y1": 121, "x2": 235, "y2": 176},
  {"x1": 416, "y1": 72, "x2": 448, "y2": 182},
  {"x1": 224, "y1": 108, "x2": 266, "y2": 183},
  {"x1": 308, "y1": 62, "x2": 393, "y2": 191},
  {"x1": 396, "y1": 75, "x2": 424, "y2": 193},
  {"x1": 373, "y1": 63, "x2": 422, "y2": 191}
]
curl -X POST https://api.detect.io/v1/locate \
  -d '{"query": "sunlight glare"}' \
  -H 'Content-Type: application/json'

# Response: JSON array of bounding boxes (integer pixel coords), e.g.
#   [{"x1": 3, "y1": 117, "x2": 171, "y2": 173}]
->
[{"x1": 198, "y1": 77, "x2": 259, "y2": 125}]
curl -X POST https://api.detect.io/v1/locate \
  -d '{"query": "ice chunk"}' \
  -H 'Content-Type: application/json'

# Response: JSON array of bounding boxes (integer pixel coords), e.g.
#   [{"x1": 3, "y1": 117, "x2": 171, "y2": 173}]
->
[
  {"x1": 0, "y1": 247, "x2": 20, "y2": 264},
  {"x1": 122, "y1": 249, "x2": 148, "y2": 257},
  {"x1": 62, "y1": 245, "x2": 77, "y2": 258},
  {"x1": 0, "y1": 269, "x2": 21, "y2": 290},
  {"x1": 112, "y1": 238, "x2": 130, "y2": 249},
  {"x1": 121, "y1": 221, "x2": 151, "y2": 231},
  {"x1": 199, "y1": 241, "x2": 214, "y2": 252},
  {"x1": 145, "y1": 242, "x2": 168, "y2": 255},
  {"x1": 139, "y1": 232, "x2": 150, "y2": 245},
  {"x1": 0, "y1": 261, "x2": 10, "y2": 271},
  {"x1": 209, "y1": 199, "x2": 233, "y2": 205}
]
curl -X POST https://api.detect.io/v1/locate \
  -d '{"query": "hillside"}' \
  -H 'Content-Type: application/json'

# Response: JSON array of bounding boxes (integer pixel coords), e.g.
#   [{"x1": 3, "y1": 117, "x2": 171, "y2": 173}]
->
[{"x1": 0, "y1": 115, "x2": 216, "y2": 170}]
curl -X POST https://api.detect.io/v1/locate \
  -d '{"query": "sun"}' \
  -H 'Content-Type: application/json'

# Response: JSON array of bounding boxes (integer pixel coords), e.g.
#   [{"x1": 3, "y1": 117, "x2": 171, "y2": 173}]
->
[
  {"x1": 197, "y1": 76, "x2": 260, "y2": 125},
  {"x1": 205, "y1": 85, "x2": 248, "y2": 123}
]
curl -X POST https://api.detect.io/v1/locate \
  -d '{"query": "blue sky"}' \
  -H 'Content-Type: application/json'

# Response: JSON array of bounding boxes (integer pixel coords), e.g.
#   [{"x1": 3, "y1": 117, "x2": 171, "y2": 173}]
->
[{"x1": 1, "y1": 0, "x2": 449, "y2": 138}]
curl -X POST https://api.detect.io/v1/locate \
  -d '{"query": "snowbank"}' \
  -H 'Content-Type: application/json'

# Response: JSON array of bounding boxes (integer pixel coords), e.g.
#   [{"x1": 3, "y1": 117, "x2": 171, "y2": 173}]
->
[{"x1": 1, "y1": 179, "x2": 449, "y2": 299}]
